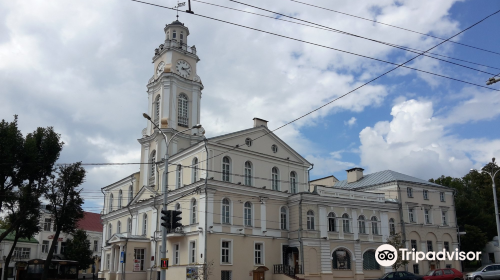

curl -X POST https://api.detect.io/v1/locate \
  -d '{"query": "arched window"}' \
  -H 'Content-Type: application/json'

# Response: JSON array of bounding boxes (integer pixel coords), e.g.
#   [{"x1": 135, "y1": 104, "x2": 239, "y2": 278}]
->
[
  {"x1": 180, "y1": 31, "x2": 184, "y2": 44},
  {"x1": 109, "y1": 194, "x2": 113, "y2": 212},
  {"x1": 127, "y1": 218, "x2": 132, "y2": 233},
  {"x1": 108, "y1": 224, "x2": 112, "y2": 240},
  {"x1": 154, "y1": 95, "x2": 160, "y2": 124},
  {"x1": 371, "y1": 216, "x2": 379, "y2": 235},
  {"x1": 117, "y1": 221, "x2": 121, "y2": 234},
  {"x1": 222, "y1": 198, "x2": 230, "y2": 224},
  {"x1": 192, "y1": 157, "x2": 198, "y2": 183},
  {"x1": 176, "y1": 164, "x2": 182, "y2": 189},
  {"x1": 149, "y1": 150, "x2": 156, "y2": 184},
  {"x1": 173, "y1": 30, "x2": 177, "y2": 39},
  {"x1": 244, "y1": 161, "x2": 252, "y2": 186},
  {"x1": 244, "y1": 202, "x2": 252, "y2": 227},
  {"x1": 178, "y1": 93, "x2": 189, "y2": 127},
  {"x1": 118, "y1": 190, "x2": 123, "y2": 209},
  {"x1": 128, "y1": 185, "x2": 133, "y2": 203},
  {"x1": 363, "y1": 250, "x2": 380, "y2": 270},
  {"x1": 389, "y1": 218, "x2": 396, "y2": 235},
  {"x1": 328, "y1": 212, "x2": 336, "y2": 232},
  {"x1": 191, "y1": 199, "x2": 197, "y2": 224},
  {"x1": 307, "y1": 210, "x2": 315, "y2": 230},
  {"x1": 175, "y1": 203, "x2": 181, "y2": 211},
  {"x1": 272, "y1": 167, "x2": 279, "y2": 190},
  {"x1": 332, "y1": 249, "x2": 351, "y2": 270},
  {"x1": 143, "y1": 214, "x2": 148, "y2": 236},
  {"x1": 342, "y1": 213, "x2": 350, "y2": 233},
  {"x1": 290, "y1": 171, "x2": 297, "y2": 193},
  {"x1": 358, "y1": 215, "x2": 366, "y2": 234},
  {"x1": 280, "y1": 207, "x2": 288, "y2": 230},
  {"x1": 222, "y1": 157, "x2": 231, "y2": 182}
]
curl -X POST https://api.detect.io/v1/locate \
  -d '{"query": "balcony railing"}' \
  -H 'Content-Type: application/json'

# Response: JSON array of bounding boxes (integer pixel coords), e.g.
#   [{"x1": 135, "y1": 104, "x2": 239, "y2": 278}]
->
[{"x1": 273, "y1": 264, "x2": 303, "y2": 277}]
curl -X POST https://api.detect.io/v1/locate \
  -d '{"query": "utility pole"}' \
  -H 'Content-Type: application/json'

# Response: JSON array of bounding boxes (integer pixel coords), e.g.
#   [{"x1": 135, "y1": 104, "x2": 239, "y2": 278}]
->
[{"x1": 486, "y1": 76, "x2": 500, "y2": 85}]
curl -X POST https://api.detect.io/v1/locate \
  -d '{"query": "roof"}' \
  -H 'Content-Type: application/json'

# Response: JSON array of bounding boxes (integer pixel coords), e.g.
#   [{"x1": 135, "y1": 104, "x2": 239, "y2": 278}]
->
[
  {"x1": 77, "y1": 212, "x2": 103, "y2": 232},
  {"x1": 333, "y1": 170, "x2": 443, "y2": 189},
  {"x1": 0, "y1": 229, "x2": 39, "y2": 243},
  {"x1": 168, "y1": 20, "x2": 184, "y2": 26}
]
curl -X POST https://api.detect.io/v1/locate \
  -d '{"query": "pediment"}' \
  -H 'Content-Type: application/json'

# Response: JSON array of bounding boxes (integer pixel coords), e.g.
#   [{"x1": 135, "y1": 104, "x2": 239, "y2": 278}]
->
[{"x1": 129, "y1": 185, "x2": 158, "y2": 206}]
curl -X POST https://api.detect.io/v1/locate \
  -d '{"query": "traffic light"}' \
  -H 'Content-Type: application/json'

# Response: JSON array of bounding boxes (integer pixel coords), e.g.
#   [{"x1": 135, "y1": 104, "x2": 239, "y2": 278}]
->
[
  {"x1": 172, "y1": 210, "x2": 182, "y2": 229},
  {"x1": 161, "y1": 209, "x2": 172, "y2": 229},
  {"x1": 160, "y1": 258, "x2": 169, "y2": 270}
]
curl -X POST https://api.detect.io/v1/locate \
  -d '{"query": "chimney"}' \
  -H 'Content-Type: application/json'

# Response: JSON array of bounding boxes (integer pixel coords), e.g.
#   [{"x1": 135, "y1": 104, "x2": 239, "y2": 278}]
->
[
  {"x1": 253, "y1": 118, "x2": 268, "y2": 128},
  {"x1": 346, "y1": 167, "x2": 364, "y2": 183}
]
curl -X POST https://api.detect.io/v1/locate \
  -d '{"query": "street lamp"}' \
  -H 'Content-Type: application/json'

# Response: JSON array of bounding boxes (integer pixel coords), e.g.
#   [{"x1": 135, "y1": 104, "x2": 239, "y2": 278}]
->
[
  {"x1": 483, "y1": 157, "x2": 500, "y2": 242},
  {"x1": 142, "y1": 113, "x2": 203, "y2": 280}
]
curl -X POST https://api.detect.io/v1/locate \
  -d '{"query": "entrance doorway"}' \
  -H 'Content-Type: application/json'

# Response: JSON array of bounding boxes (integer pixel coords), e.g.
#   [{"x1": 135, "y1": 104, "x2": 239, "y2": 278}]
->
[{"x1": 253, "y1": 271, "x2": 264, "y2": 280}]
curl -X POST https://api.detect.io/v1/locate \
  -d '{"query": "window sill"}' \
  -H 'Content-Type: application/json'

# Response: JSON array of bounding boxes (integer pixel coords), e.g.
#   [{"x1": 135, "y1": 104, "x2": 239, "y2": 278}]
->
[{"x1": 220, "y1": 263, "x2": 233, "y2": 266}]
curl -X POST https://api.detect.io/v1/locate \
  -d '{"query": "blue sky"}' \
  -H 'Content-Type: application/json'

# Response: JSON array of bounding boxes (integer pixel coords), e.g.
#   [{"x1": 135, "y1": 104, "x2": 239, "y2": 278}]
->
[{"x1": 0, "y1": 0, "x2": 499, "y2": 212}]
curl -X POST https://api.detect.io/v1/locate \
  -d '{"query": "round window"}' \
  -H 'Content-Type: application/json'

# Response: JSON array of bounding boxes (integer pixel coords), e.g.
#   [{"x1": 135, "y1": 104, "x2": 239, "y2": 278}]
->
[{"x1": 272, "y1": 144, "x2": 278, "y2": 153}]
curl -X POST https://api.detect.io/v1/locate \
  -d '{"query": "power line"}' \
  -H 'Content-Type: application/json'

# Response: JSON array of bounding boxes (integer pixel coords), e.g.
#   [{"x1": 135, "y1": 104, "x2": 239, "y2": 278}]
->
[{"x1": 289, "y1": 0, "x2": 500, "y2": 56}]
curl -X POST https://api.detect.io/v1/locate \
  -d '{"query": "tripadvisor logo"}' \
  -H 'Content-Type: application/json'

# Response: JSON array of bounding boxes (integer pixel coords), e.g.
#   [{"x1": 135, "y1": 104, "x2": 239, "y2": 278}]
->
[{"x1": 375, "y1": 244, "x2": 482, "y2": 266}]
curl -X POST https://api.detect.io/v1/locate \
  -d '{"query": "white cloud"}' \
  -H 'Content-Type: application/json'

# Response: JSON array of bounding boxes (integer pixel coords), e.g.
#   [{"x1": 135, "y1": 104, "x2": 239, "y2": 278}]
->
[{"x1": 344, "y1": 117, "x2": 357, "y2": 127}]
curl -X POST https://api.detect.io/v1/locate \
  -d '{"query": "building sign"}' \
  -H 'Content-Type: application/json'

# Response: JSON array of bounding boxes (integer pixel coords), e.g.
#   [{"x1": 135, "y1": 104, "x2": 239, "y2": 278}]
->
[
  {"x1": 186, "y1": 267, "x2": 198, "y2": 280},
  {"x1": 133, "y1": 260, "x2": 141, "y2": 272}
]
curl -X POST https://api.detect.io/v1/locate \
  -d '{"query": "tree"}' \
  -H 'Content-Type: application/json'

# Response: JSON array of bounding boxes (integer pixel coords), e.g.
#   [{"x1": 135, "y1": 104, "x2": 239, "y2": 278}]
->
[
  {"x1": 190, "y1": 260, "x2": 214, "y2": 280},
  {"x1": 460, "y1": 225, "x2": 488, "y2": 254},
  {"x1": 386, "y1": 232, "x2": 408, "y2": 271},
  {"x1": 64, "y1": 229, "x2": 94, "y2": 270},
  {"x1": 42, "y1": 163, "x2": 86, "y2": 280}
]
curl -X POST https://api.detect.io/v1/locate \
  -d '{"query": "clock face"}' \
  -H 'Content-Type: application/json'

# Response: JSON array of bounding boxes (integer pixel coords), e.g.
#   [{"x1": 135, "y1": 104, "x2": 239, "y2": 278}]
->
[
  {"x1": 176, "y1": 60, "x2": 191, "y2": 78},
  {"x1": 156, "y1": 61, "x2": 165, "y2": 77}
]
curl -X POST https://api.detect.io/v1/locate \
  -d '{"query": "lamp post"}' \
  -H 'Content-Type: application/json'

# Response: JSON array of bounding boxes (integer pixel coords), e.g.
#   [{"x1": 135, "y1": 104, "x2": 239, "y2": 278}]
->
[
  {"x1": 142, "y1": 113, "x2": 202, "y2": 280},
  {"x1": 483, "y1": 157, "x2": 500, "y2": 242}
]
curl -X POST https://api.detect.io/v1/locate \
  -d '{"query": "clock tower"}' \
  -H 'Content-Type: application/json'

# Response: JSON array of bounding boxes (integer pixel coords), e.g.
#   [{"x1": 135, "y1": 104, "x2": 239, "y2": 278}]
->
[{"x1": 138, "y1": 19, "x2": 204, "y2": 188}]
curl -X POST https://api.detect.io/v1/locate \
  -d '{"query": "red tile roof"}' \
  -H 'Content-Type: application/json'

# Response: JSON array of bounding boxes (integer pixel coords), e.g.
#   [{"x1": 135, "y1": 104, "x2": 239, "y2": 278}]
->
[{"x1": 77, "y1": 212, "x2": 103, "y2": 232}]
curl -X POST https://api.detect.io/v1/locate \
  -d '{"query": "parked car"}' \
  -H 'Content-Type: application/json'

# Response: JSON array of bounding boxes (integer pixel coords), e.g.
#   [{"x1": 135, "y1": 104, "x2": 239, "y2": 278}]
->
[
  {"x1": 423, "y1": 268, "x2": 462, "y2": 280},
  {"x1": 377, "y1": 271, "x2": 424, "y2": 280},
  {"x1": 464, "y1": 264, "x2": 500, "y2": 280}
]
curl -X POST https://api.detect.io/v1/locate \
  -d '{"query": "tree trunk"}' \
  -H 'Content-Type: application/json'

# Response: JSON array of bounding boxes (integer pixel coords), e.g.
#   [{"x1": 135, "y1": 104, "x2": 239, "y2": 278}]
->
[
  {"x1": 3, "y1": 227, "x2": 21, "y2": 280},
  {"x1": 41, "y1": 228, "x2": 61, "y2": 280}
]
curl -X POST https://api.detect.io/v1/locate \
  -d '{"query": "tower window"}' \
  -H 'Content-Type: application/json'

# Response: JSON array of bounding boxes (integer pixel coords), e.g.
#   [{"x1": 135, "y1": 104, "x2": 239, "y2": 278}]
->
[
  {"x1": 180, "y1": 31, "x2": 184, "y2": 44},
  {"x1": 178, "y1": 94, "x2": 189, "y2": 127},
  {"x1": 173, "y1": 30, "x2": 177, "y2": 39}
]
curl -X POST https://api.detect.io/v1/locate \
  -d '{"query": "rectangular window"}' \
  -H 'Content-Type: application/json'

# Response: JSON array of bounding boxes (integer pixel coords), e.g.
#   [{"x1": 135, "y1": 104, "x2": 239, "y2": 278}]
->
[
  {"x1": 54, "y1": 242, "x2": 58, "y2": 254},
  {"x1": 423, "y1": 190, "x2": 428, "y2": 200},
  {"x1": 407, "y1": 187, "x2": 413, "y2": 198},
  {"x1": 440, "y1": 192, "x2": 445, "y2": 202},
  {"x1": 221, "y1": 241, "x2": 231, "y2": 264},
  {"x1": 42, "y1": 241, "x2": 49, "y2": 253},
  {"x1": 444, "y1": 241, "x2": 450, "y2": 251},
  {"x1": 94, "y1": 240, "x2": 98, "y2": 252},
  {"x1": 44, "y1": 219, "x2": 51, "y2": 231},
  {"x1": 408, "y1": 208, "x2": 415, "y2": 222},
  {"x1": 13, "y1": 248, "x2": 30, "y2": 259},
  {"x1": 134, "y1": 248, "x2": 145, "y2": 271},
  {"x1": 446, "y1": 264, "x2": 452, "y2": 269},
  {"x1": 61, "y1": 242, "x2": 66, "y2": 254},
  {"x1": 221, "y1": 271, "x2": 232, "y2": 280},
  {"x1": 427, "y1": 241, "x2": 433, "y2": 252},
  {"x1": 411, "y1": 240, "x2": 417, "y2": 251},
  {"x1": 190, "y1": 241, "x2": 196, "y2": 264},
  {"x1": 254, "y1": 243, "x2": 263, "y2": 265},
  {"x1": 413, "y1": 264, "x2": 419, "y2": 274},
  {"x1": 424, "y1": 209, "x2": 431, "y2": 224},
  {"x1": 174, "y1": 244, "x2": 180, "y2": 265},
  {"x1": 442, "y1": 211, "x2": 448, "y2": 225},
  {"x1": 106, "y1": 253, "x2": 111, "y2": 270}
]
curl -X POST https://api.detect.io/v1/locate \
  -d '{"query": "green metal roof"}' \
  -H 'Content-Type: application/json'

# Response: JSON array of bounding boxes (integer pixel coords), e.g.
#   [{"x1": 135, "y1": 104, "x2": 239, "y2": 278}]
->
[{"x1": 0, "y1": 229, "x2": 39, "y2": 243}]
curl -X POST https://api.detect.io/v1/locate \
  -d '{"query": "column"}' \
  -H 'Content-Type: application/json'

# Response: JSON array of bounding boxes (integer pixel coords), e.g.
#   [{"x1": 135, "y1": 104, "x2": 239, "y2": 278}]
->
[
  {"x1": 260, "y1": 198, "x2": 268, "y2": 232},
  {"x1": 142, "y1": 144, "x2": 150, "y2": 187},
  {"x1": 117, "y1": 245, "x2": 124, "y2": 273},
  {"x1": 161, "y1": 81, "x2": 171, "y2": 124},
  {"x1": 320, "y1": 240, "x2": 331, "y2": 273},
  {"x1": 319, "y1": 206, "x2": 327, "y2": 238},
  {"x1": 351, "y1": 208, "x2": 358, "y2": 239},
  {"x1": 380, "y1": 211, "x2": 389, "y2": 240}
]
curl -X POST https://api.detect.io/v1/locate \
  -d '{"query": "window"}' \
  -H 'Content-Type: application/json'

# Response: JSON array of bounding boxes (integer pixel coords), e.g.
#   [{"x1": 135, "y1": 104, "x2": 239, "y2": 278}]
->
[
  {"x1": 222, "y1": 157, "x2": 231, "y2": 182},
  {"x1": 440, "y1": 192, "x2": 445, "y2": 202},
  {"x1": 128, "y1": 218, "x2": 132, "y2": 233},
  {"x1": 222, "y1": 198, "x2": 230, "y2": 224},
  {"x1": 173, "y1": 30, "x2": 177, "y2": 39},
  {"x1": 134, "y1": 249, "x2": 145, "y2": 271},
  {"x1": 357, "y1": 215, "x2": 365, "y2": 234},
  {"x1": 244, "y1": 202, "x2": 252, "y2": 227},
  {"x1": 290, "y1": 171, "x2": 297, "y2": 194},
  {"x1": 174, "y1": 244, "x2": 180, "y2": 265},
  {"x1": 444, "y1": 241, "x2": 450, "y2": 251},
  {"x1": 176, "y1": 203, "x2": 181, "y2": 211},
  {"x1": 413, "y1": 264, "x2": 419, "y2": 274},
  {"x1": 94, "y1": 240, "x2": 98, "y2": 252},
  {"x1": 221, "y1": 271, "x2": 232, "y2": 280},
  {"x1": 150, "y1": 150, "x2": 156, "y2": 184},
  {"x1": 271, "y1": 144, "x2": 278, "y2": 153},
  {"x1": 143, "y1": 214, "x2": 147, "y2": 236},
  {"x1": 254, "y1": 243, "x2": 263, "y2": 264},
  {"x1": 442, "y1": 211, "x2": 448, "y2": 225},
  {"x1": 427, "y1": 241, "x2": 433, "y2": 252},
  {"x1": 221, "y1": 241, "x2": 231, "y2": 264},
  {"x1": 192, "y1": 157, "x2": 198, "y2": 183},
  {"x1": 371, "y1": 216, "x2": 379, "y2": 235},
  {"x1": 342, "y1": 213, "x2": 350, "y2": 233},
  {"x1": 191, "y1": 199, "x2": 197, "y2": 224},
  {"x1": 363, "y1": 250, "x2": 380, "y2": 270},
  {"x1": 106, "y1": 253, "x2": 111, "y2": 270},
  {"x1": 190, "y1": 241, "x2": 196, "y2": 264},
  {"x1": 44, "y1": 219, "x2": 51, "y2": 231},
  {"x1": 42, "y1": 241, "x2": 49, "y2": 253},
  {"x1": 108, "y1": 224, "x2": 112, "y2": 240},
  {"x1": 281, "y1": 207, "x2": 288, "y2": 230},
  {"x1": 109, "y1": 194, "x2": 114, "y2": 212},
  {"x1": 328, "y1": 212, "x2": 336, "y2": 232},
  {"x1": 129, "y1": 185, "x2": 133, "y2": 203},
  {"x1": 411, "y1": 240, "x2": 417, "y2": 250},
  {"x1": 407, "y1": 187, "x2": 413, "y2": 197},
  {"x1": 178, "y1": 93, "x2": 188, "y2": 127},
  {"x1": 425, "y1": 209, "x2": 431, "y2": 224},
  {"x1": 176, "y1": 164, "x2": 182, "y2": 189},
  {"x1": 54, "y1": 242, "x2": 58, "y2": 254},
  {"x1": 180, "y1": 31, "x2": 184, "y2": 44},
  {"x1": 118, "y1": 190, "x2": 123, "y2": 209},
  {"x1": 61, "y1": 242, "x2": 66, "y2": 254},
  {"x1": 423, "y1": 189, "x2": 428, "y2": 200},
  {"x1": 244, "y1": 161, "x2": 252, "y2": 186},
  {"x1": 332, "y1": 249, "x2": 350, "y2": 269},
  {"x1": 272, "y1": 167, "x2": 279, "y2": 190},
  {"x1": 307, "y1": 210, "x2": 315, "y2": 230},
  {"x1": 117, "y1": 221, "x2": 121, "y2": 234},
  {"x1": 245, "y1": 138, "x2": 252, "y2": 147},
  {"x1": 409, "y1": 208, "x2": 415, "y2": 222},
  {"x1": 389, "y1": 218, "x2": 396, "y2": 235},
  {"x1": 154, "y1": 95, "x2": 160, "y2": 124}
]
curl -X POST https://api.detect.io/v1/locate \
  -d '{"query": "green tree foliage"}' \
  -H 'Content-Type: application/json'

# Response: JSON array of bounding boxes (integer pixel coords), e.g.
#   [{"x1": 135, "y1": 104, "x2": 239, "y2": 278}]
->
[
  {"x1": 64, "y1": 229, "x2": 94, "y2": 270},
  {"x1": 386, "y1": 232, "x2": 408, "y2": 271},
  {"x1": 42, "y1": 163, "x2": 86, "y2": 280}
]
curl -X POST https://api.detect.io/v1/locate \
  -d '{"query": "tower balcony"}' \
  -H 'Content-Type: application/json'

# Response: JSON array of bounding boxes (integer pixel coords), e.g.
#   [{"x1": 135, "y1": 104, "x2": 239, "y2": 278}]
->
[{"x1": 154, "y1": 39, "x2": 197, "y2": 58}]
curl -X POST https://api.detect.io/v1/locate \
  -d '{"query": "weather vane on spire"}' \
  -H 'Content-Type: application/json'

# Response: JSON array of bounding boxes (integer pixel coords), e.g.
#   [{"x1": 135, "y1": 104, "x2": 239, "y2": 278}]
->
[{"x1": 175, "y1": 0, "x2": 186, "y2": 20}]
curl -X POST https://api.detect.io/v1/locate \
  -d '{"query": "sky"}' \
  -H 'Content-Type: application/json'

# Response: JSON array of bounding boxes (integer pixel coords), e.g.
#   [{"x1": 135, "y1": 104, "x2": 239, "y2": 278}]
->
[{"x1": 1, "y1": 0, "x2": 499, "y2": 213}]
